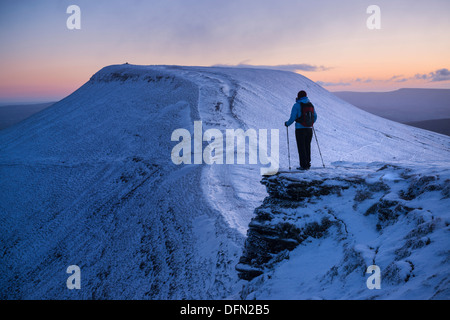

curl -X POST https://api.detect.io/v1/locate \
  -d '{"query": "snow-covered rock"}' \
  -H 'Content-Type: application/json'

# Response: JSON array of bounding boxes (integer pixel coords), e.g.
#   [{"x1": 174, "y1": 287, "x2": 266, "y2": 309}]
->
[{"x1": 238, "y1": 162, "x2": 450, "y2": 299}]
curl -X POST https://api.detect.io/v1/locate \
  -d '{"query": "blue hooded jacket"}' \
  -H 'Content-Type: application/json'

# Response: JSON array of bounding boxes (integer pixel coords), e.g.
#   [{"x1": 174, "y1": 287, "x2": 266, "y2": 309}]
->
[{"x1": 285, "y1": 97, "x2": 318, "y2": 129}]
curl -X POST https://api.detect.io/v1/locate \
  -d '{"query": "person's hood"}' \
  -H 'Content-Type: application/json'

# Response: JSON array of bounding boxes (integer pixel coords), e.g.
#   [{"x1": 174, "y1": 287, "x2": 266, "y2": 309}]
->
[{"x1": 296, "y1": 96, "x2": 310, "y2": 103}]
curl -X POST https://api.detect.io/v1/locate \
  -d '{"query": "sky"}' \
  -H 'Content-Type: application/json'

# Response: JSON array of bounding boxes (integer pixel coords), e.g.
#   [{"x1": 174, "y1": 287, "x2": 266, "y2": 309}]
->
[{"x1": 0, "y1": 0, "x2": 449, "y2": 103}]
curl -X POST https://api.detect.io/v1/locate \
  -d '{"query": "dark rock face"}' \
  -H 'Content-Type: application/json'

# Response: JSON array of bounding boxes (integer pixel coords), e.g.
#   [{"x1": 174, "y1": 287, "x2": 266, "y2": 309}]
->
[{"x1": 236, "y1": 173, "x2": 352, "y2": 280}]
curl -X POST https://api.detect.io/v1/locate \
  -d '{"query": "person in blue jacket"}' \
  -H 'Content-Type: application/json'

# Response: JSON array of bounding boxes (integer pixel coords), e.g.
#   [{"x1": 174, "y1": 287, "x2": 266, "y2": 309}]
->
[{"x1": 284, "y1": 90, "x2": 317, "y2": 170}]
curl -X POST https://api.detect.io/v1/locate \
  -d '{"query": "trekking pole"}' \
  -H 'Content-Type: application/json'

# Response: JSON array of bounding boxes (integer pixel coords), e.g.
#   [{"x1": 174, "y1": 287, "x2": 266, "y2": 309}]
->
[
  {"x1": 313, "y1": 127, "x2": 325, "y2": 168},
  {"x1": 286, "y1": 126, "x2": 291, "y2": 170}
]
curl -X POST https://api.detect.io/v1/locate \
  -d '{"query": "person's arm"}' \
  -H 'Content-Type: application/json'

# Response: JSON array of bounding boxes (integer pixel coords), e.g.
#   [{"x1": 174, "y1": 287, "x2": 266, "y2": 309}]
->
[{"x1": 285, "y1": 103, "x2": 298, "y2": 127}]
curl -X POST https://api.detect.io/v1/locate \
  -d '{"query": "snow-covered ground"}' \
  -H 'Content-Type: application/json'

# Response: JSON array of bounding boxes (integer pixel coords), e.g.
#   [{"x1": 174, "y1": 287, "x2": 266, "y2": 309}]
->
[{"x1": 0, "y1": 64, "x2": 449, "y2": 299}]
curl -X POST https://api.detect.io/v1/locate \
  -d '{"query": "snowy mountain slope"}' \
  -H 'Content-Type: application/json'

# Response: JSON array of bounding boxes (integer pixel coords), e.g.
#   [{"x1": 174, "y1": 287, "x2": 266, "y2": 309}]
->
[
  {"x1": 0, "y1": 64, "x2": 449, "y2": 299},
  {"x1": 0, "y1": 66, "x2": 243, "y2": 299}
]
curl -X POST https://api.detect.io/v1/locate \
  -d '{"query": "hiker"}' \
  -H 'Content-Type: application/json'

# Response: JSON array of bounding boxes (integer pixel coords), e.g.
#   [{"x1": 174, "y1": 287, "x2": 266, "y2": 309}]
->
[{"x1": 285, "y1": 90, "x2": 317, "y2": 170}]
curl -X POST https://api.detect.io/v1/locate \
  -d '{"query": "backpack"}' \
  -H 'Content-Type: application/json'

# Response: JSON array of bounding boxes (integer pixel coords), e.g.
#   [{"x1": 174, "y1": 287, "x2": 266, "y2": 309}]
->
[{"x1": 296, "y1": 102, "x2": 315, "y2": 127}]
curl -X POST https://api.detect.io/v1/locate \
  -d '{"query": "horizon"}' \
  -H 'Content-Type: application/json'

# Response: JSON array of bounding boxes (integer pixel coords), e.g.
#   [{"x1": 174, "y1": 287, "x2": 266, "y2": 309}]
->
[{"x1": 1, "y1": 0, "x2": 449, "y2": 103}]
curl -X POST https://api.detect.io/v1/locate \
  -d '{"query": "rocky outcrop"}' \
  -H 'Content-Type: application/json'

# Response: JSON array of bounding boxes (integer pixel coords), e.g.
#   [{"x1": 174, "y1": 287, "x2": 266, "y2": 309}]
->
[
  {"x1": 236, "y1": 171, "x2": 361, "y2": 280},
  {"x1": 236, "y1": 163, "x2": 450, "y2": 296}
]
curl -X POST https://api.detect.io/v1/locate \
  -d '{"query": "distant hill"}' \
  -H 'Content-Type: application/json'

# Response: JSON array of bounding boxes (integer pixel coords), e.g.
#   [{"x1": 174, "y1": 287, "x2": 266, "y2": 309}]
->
[
  {"x1": 406, "y1": 118, "x2": 450, "y2": 136},
  {"x1": 333, "y1": 88, "x2": 450, "y2": 123},
  {"x1": 0, "y1": 102, "x2": 55, "y2": 130}
]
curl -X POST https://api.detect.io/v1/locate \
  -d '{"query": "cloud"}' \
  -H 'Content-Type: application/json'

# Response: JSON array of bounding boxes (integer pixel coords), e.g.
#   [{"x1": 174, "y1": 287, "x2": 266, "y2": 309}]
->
[
  {"x1": 316, "y1": 81, "x2": 351, "y2": 87},
  {"x1": 388, "y1": 75, "x2": 404, "y2": 81},
  {"x1": 429, "y1": 68, "x2": 450, "y2": 82},
  {"x1": 414, "y1": 68, "x2": 450, "y2": 82},
  {"x1": 317, "y1": 77, "x2": 374, "y2": 87},
  {"x1": 317, "y1": 68, "x2": 450, "y2": 89},
  {"x1": 355, "y1": 78, "x2": 374, "y2": 83},
  {"x1": 213, "y1": 63, "x2": 330, "y2": 73},
  {"x1": 385, "y1": 75, "x2": 408, "y2": 83},
  {"x1": 414, "y1": 73, "x2": 428, "y2": 80}
]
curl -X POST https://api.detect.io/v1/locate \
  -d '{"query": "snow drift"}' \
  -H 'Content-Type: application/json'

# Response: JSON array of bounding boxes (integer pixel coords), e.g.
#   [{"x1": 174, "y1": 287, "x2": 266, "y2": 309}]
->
[{"x1": 0, "y1": 64, "x2": 449, "y2": 299}]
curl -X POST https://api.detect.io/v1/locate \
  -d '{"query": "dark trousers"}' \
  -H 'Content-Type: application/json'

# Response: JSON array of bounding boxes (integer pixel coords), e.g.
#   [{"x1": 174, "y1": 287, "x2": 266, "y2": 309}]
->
[{"x1": 295, "y1": 128, "x2": 313, "y2": 169}]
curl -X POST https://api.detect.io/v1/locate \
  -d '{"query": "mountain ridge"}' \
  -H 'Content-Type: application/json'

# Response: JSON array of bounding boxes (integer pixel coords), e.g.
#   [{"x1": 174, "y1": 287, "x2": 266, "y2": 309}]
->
[{"x1": 333, "y1": 88, "x2": 450, "y2": 123}]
